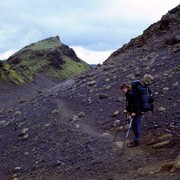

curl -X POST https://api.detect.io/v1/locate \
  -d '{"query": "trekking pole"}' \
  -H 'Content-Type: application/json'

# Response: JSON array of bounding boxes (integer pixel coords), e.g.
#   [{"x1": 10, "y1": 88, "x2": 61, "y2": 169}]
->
[
  {"x1": 125, "y1": 116, "x2": 133, "y2": 138},
  {"x1": 113, "y1": 128, "x2": 120, "y2": 142}
]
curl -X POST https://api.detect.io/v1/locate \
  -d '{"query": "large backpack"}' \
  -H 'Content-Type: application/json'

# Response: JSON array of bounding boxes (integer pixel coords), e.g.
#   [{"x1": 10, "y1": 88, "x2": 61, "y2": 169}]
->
[{"x1": 131, "y1": 80, "x2": 154, "y2": 112}]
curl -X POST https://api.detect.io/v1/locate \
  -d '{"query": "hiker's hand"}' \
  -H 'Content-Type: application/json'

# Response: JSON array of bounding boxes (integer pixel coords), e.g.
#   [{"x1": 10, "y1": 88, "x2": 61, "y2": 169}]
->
[{"x1": 131, "y1": 113, "x2": 136, "y2": 117}]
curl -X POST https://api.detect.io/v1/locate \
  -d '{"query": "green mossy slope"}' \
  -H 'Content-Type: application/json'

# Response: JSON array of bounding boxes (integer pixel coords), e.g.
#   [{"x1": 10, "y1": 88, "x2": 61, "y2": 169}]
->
[{"x1": 1, "y1": 36, "x2": 91, "y2": 85}]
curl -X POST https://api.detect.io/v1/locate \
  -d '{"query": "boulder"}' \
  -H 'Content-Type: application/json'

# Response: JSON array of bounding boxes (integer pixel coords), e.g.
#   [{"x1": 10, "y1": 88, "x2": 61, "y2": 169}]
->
[
  {"x1": 170, "y1": 155, "x2": 180, "y2": 173},
  {"x1": 99, "y1": 93, "x2": 108, "y2": 99},
  {"x1": 78, "y1": 112, "x2": 85, "y2": 118},
  {"x1": 115, "y1": 141, "x2": 124, "y2": 150},
  {"x1": 111, "y1": 110, "x2": 120, "y2": 117},
  {"x1": 152, "y1": 140, "x2": 171, "y2": 148},
  {"x1": 157, "y1": 107, "x2": 166, "y2": 112}
]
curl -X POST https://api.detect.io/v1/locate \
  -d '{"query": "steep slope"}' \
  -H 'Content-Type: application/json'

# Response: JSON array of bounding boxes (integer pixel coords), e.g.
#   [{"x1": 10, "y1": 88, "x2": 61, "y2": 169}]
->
[
  {"x1": 59, "y1": 4, "x2": 180, "y2": 178},
  {"x1": 0, "y1": 36, "x2": 91, "y2": 85},
  {"x1": 68, "y1": 4, "x2": 180, "y2": 129},
  {"x1": 0, "y1": 5, "x2": 179, "y2": 180}
]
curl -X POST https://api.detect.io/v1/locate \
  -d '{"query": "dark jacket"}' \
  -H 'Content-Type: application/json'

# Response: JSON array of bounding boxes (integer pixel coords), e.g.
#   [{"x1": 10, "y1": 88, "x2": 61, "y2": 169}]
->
[{"x1": 125, "y1": 90, "x2": 141, "y2": 114}]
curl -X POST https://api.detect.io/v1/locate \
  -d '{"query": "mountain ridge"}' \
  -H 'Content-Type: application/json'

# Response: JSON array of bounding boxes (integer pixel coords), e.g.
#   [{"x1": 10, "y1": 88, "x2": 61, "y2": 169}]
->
[
  {"x1": 108, "y1": 5, "x2": 180, "y2": 60},
  {"x1": 0, "y1": 35, "x2": 91, "y2": 85}
]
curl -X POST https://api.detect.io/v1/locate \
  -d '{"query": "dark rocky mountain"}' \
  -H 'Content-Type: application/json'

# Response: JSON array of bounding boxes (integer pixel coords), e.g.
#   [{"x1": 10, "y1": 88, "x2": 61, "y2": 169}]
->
[
  {"x1": 0, "y1": 36, "x2": 91, "y2": 85},
  {"x1": 0, "y1": 5, "x2": 179, "y2": 180}
]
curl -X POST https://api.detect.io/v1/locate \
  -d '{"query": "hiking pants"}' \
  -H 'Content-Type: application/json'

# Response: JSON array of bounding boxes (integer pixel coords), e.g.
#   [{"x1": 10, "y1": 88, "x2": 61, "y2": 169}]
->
[{"x1": 132, "y1": 114, "x2": 141, "y2": 142}]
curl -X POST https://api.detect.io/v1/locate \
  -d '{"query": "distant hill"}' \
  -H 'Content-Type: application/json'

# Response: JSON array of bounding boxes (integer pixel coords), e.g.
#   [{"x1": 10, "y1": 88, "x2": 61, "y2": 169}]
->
[{"x1": 0, "y1": 36, "x2": 91, "y2": 85}]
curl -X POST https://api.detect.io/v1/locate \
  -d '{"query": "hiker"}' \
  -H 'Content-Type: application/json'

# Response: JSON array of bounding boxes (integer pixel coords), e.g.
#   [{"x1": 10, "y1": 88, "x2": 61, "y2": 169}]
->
[{"x1": 120, "y1": 83, "x2": 141, "y2": 147}]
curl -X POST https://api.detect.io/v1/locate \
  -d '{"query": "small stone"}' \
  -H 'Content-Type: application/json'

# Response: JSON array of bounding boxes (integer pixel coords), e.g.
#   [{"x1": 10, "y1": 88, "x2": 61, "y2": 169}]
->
[
  {"x1": 12, "y1": 178, "x2": 18, "y2": 180},
  {"x1": 117, "y1": 97, "x2": 123, "y2": 102},
  {"x1": 56, "y1": 160, "x2": 65, "y2": 166},
  {"x1": 113, "y1": 119, "x2": 121, "y2": 127},
  {"x1": 51, "y1": 110, "x2": 58, "y2": 114},
  {"x1": 157, "y1": 107, "x2": 166, "y2": 112},
  {"x1": 152, "y1": 140, "x2": 171, "y2": 148},
  {"x1": 163, "y1": 73, "x2": 168, "y2": 77},
  {"x1": 87, "y1": 80, "x2": 96, "y2": 86},
  {"x1": 154, "y1": 124, "x2": 159, "y2": 128},
  {"x1": 102, "y1": 132, "x2": 110, "y2": 136},
  {"x1": 118, "y1": 126, "x2": 124, "y2": 131},
  {"x1": 88, "y1": 97, "x2": 92, "y2": 104},
  {"x1": 111, "y1": 110, "x2": 120, "y2": 117},
  {"x1": 37, "y1": 90, "x2": 42, "y2": 94},
  {"x1": 99, "y1": 93, "x2": 108, "y2": 99},
  {"x1": 19, "y1": 128, "x2": 29, "y2": 136},
  {"x1": 18, "y1": 99, "x2": 27, "y2": 104},
  {"x1": 0, "y1": 120, "x2": 6, "y2": 125},
  {"x1": 172, "y1": 82, "x2": 179, "y2": 87},
  {"x1": 170, "y1": 155, "x2": 180, "y2": 172},
  {"x1": 71, "y1": 115, "x2": 79, "y2": 122},
  {"x1": 22, "y1": 134, "x2": 29, "y2": 140},
  {"x1": 105, "y1": 78, "x2": 110, "y2": 82},
  {"x1": 142, "y1": 74, "x2": 155, "y2": 84},
  {"x1": 45, "y1": 123, "x2": 50, "y2": 127},
  {"x1": 134, "y1": 71, "x2": 140, "y2": 77},
  {"x1": 104, "y1": 85, "x2": 111, "y2": 90},
  {"x1": 14, "y1": 111, "x2": 22, "y2": 116},
  {"x1": 78, "y1": 112, "x2": 85, "y2": 118},
  {"x1": 0, "y1": 108, "x2": 3, "y2": 114},
  {"x1": 74, "y1": 123, "x2": 80, "y2": 129},
  {"x1": 24, "y1": 152, "x2": 29, "y2": 156},
  {"x1": 158, "y1": 133, "x2": 172, "y2": 141},
  {"x1": 7, "y1": 108, "x2": 13, "y2": 113},
  {"x1": 11, "y1": 174, "x2": 18, "y2": 178},
  {"x1": 14, "y1": 166, "x2": 21, "y2": 171},
  {"x1": 115, "y1": 141, "x2": 124, "y2": 150},
  {"x1": 162, "y1": 87, "x2": 169, "y2": 92}
]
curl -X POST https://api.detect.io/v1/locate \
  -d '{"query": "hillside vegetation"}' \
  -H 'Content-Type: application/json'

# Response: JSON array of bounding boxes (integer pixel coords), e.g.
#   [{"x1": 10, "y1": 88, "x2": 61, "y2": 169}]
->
[{"x1": 0, "y1": 36, "x2": 91, "y2": 85}]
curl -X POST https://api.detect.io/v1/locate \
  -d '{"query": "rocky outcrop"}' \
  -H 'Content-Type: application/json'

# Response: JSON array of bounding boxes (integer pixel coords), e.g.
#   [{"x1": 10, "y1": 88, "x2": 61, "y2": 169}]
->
[{"x1": 110, "y1": 5, "x2": 180, "y2": 58}]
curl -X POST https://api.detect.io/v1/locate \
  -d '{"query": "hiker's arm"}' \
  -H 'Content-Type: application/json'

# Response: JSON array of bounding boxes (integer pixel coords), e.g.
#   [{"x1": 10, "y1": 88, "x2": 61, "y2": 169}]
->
[{"x1": 129, "y1": 93, "x2": 141, "y2": 114}]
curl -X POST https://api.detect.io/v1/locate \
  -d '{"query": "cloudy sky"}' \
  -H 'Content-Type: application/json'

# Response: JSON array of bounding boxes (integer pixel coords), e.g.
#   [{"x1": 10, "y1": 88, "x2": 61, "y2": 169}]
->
[{"x1": 0, "y1": 0, "x2": 179, "y2": 64}]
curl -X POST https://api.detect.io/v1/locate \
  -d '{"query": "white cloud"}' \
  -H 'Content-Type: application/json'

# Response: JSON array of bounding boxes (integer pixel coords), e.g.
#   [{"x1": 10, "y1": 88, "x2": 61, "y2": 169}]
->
[
  {"x1": 71, "y1": 46, "x2": 113, "y2": 64},
  {"x1": 0, "y1": 50, "x2": 15, "y2": 60},
  {"x1": 0, "y1": 0, "x2": 179, "y2": 64},
  {"x1": 20, "y1": 29, "x2": 42, "y2": 47}
]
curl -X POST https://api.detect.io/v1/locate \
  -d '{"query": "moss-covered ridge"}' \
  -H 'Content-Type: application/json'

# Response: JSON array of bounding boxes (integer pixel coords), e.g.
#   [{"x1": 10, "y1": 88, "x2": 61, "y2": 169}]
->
[
  {"x1": 0, "y1": 60, "x2": 33, "y2": 85},
  {"x1": 1, "y1": 36, "x2": 91, "y2": 85}
]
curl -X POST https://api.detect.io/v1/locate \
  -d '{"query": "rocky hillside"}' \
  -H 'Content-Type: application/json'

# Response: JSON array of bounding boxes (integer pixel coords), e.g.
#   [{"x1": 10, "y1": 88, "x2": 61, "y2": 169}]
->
[
  {"x1": 0, "y1": 36, "x2": 91, "y2": 85},
  {"x1": 0, "y1": 5, "x2": 179, "y2": 180},
  {"x1": 58, "y1": 4, "x2": 180, "y2": 178},
  {"x1": 67, "y1": 5, "x2": 180, "y2": 129}
]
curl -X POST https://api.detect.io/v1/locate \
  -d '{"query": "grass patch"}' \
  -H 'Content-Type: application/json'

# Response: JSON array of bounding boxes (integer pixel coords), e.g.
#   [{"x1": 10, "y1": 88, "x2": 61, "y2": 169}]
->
[
  {"x1": 9, "y1": 69, "x2": 25, "y2": 85},
  {"x1": 20, "y1": 58, "x2": 50, "y2": 73},
  {"x1": 0, "y1": 62, "x2": 34, "y2": 85},
  {"x1": 47, "y1": 56, "x2": 90, "y2": 78}
]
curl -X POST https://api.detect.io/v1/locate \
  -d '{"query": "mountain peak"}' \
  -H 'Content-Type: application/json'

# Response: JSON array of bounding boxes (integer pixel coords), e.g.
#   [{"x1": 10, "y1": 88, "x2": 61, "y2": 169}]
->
[
  {"x1": 0, "y1": 36, "x2": 91, "y2": 85},
  {"x1": 13, "y1": 36, "x2": 62, "y2": 55}
]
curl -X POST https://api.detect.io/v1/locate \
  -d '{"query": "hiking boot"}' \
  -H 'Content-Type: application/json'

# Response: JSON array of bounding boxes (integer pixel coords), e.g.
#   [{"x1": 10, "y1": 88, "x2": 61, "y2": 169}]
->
[{"x1": 128, "y1": 140, "x2": 140, "y2": 148}]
